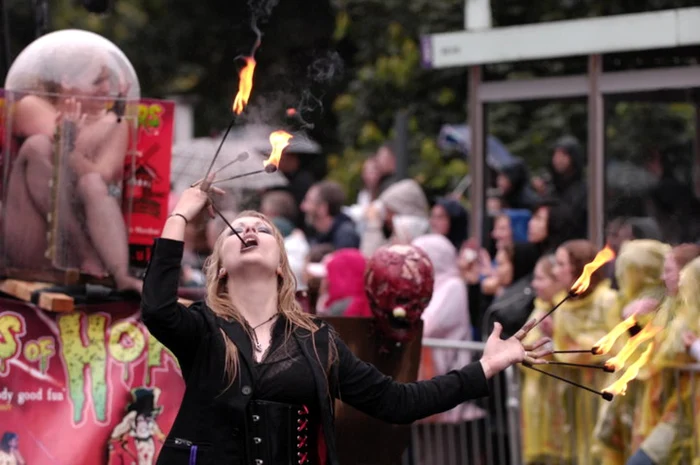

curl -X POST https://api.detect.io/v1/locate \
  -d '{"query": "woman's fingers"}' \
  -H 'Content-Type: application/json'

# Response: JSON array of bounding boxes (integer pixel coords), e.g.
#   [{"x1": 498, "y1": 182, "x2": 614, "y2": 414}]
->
[
  {"x1": 526, "y1": 344, "x2": 553, "y2": 360},
  {"x1": 524, "y1": 353, "x2": 549, "y2": 365},
  {"x1": 523, "y1": 336, "x2": 551, "y2": 352},
  {"x1": 523, "y1": 337, "x2": 553, "y2": 364},
  {"x1": 513, "y1": 318, "x2": 537, "y2": 341}
]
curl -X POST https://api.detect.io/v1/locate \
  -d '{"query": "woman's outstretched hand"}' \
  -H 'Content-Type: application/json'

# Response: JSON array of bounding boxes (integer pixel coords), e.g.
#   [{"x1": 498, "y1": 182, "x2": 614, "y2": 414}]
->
[{"x1": 479, "y1": 319, "x2": 552, "y2": 379}]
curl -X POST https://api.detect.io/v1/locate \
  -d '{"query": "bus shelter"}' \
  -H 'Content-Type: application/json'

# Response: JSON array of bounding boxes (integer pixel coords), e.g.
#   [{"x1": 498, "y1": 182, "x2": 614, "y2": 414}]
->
[{"x1": 421, "y1": 7, "x2": 700, "y2": 247}]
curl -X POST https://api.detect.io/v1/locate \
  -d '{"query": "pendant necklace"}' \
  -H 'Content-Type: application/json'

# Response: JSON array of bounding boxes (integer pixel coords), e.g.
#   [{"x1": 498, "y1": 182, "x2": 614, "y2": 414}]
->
[{"x1": 250, "y1": 313, "x2": 279, "y2": 353}]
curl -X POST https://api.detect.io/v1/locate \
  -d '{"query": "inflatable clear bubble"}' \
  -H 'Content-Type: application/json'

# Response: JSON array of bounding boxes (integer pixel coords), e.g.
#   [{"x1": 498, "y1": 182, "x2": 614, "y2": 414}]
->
[{"x1": 0, "y1": 29, "x2": 141, "y2": 289}]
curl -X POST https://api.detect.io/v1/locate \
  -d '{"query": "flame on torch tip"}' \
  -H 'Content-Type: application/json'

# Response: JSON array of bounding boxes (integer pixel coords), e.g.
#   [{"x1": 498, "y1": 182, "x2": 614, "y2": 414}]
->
[
  {"x1": 232, "y1": 57, "x2": 256, "y2": 115},
  {"x1": 592, "y1": 315, "x2": 638, "y2": 355},
  {"x1": 264, "y1": 130, "x2": 293, "y2": 171},
  {"x1": 603, "y1": 323, "x2": 661, "y2": 372},
  {"x1": 603, "y1": 342, "x2": 655, "y2": 396},
  {"x1": 570, "y1": 245, "x2": 616, "y2": 295}
]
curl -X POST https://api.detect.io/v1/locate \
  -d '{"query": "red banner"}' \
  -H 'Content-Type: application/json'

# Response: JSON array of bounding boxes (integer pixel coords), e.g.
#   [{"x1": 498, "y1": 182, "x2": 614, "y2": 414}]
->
[
  {"x1": 0, "y1": 299, "x2": 185, "y2": 465},
  {"x1": 126, "y1": 99, "x2": 175, "y2": 269}
]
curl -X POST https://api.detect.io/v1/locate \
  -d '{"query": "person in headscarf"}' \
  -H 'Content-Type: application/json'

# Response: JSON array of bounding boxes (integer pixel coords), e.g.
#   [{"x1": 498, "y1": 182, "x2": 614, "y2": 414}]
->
[
  {"x1": 520, "y1": 254, "x2": 570, "y2": 465},
  {"x1": 547, "y1": 136, "x2": 588, "y2": 238},
  {"x1": 313, "y1": 249, "x2": 371, "y2": 318},
  {"x1": 592, "y1": 239, "x2": 669, "y2": 465},
  {"x1": 496, "y1": 158, "x2": 540, "y2": 211},
  {"x1": 412, "y1": 234, "x2": 474, "y2": 374},
  {"x1": 360, "y1": 179, "x2": 429, "y2": 257},
  {"x1": 391, "y1": 215, "x2": 430, "y2": 245},
  {"x1": 625, "y1": 246, "x2": 700, "y2": 465},
  {"x1": 411, "y1": 234, "x2": 485, "y2": 465},
  {"x1": 429, "y1": 197, "x2": 468, "y2": 250},
  {"x1": 551, "y1": 240, "x2": 617, "y2": 465}
]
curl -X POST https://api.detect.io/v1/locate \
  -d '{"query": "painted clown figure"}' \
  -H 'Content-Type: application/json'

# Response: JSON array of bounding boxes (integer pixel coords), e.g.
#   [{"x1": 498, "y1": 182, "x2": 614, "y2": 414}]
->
[{"x1": 108, "y1": 388, "x2": 166, "y2": 465}]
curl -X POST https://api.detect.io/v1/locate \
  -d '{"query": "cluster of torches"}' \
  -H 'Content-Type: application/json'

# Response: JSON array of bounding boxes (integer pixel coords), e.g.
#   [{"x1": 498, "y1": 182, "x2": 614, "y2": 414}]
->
[
  {"x1": 197, "y1": 43, "x2": 294, "y2": 248},
  {"x1": 525, "y1": 246, "x2": 660, "y2": 402},
  {"x1": 204, "y1": 38, "x2": 655, "y2": 402}
]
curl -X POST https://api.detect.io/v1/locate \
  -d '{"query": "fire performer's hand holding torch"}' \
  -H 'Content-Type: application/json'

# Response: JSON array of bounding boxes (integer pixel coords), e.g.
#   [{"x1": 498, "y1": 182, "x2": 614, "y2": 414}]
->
[
  {"x1": 162, "y1": 179, "x2": 228, "y2": 241},
  {"x1": 479, "y1": 319, "x2": 553, "y2": 379}
]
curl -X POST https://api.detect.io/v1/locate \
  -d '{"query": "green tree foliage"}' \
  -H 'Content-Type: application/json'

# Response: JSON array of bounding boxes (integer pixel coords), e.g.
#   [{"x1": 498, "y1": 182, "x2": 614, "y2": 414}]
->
[
  {"x1": 326, "y1": 0, "x2": 470, "y2": 201},
  {"x1": 3, "y1": 0, "x2": 696, "y2": 200}
]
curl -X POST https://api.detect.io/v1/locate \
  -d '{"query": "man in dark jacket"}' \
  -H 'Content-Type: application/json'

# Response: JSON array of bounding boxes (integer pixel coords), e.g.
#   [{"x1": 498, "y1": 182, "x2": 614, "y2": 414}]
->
[{"x1": 301, "y1": 180, "x2": 360, "y2": 249}]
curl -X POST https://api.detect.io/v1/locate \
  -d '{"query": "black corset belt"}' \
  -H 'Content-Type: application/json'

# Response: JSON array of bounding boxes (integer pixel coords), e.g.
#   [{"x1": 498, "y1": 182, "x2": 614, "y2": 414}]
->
[{"x1": 246, "y1": 400, "x2": 321, "y2": 465}]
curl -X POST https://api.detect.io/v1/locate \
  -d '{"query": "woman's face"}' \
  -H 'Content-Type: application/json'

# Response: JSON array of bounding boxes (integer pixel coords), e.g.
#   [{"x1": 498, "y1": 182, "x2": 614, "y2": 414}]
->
[
  {"x1": 220, "y1": 216, "x2": 281, "y2": 276},
  {"x1": 662, "y1": 254, "x2": 680, "y2": 295},
  {"x1": 362, "y1": 159, "x2": 380, "y2": 189},
  {"x1": 553, "y1": 247, "x2": 574, "y2": 288},
  {"x1": 430, "y1": 205, "x2": 451, "y2": 236},
  {"x1": 495, "y1": 249, "x2": 514, "y2": 287},
  {"x1": 531, "y1": 261, "x2": 562, "y2": 302},
  {"x1": 491, "y1": 216, "x2": 512, "y2": 249},
  {"x1": 496, "y1": 174, "x2": 512, "y2": 195},
  {"x1": 528, "y1": 206, "x2": 549, "y2": 243}
]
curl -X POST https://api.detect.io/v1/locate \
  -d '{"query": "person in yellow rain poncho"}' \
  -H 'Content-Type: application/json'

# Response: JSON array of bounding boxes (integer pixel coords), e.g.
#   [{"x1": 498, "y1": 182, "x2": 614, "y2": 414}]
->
[
  {"x1": 592, "y1": 239, "x2": 670, "y2": 465},
  {"x1": 627, "y1": 255, "x2": 700, "y2": 465},
  {"x1": 520, "y1": 254, "x2": 569, "y2": 465},
  {"x1": 626, "y1": 244, "x2": 700, "y2": 463},
  {"x1": 551, "y1": 240, "x2": 618, "y2": 465}
]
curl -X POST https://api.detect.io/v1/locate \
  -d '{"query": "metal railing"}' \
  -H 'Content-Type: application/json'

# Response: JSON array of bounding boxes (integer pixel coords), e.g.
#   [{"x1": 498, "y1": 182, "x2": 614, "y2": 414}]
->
[
  {"x1": 401, "y1": 338, "x2": 521, "y2": 465},
  {"x1": 402, "y1": 339, "x2": 700, "y2": 465}
]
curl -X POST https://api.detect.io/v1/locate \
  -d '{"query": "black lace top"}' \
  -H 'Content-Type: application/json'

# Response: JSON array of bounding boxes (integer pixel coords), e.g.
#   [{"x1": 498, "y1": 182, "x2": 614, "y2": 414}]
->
[{"x1": 252, "y1": 318, "x2": 317, "y2": 406}]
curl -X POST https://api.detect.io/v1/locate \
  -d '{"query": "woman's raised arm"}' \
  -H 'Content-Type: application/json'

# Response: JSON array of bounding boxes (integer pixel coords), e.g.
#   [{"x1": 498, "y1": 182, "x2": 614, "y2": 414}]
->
[{"x1": 141, "y1": 185, "x2": 221, "y2": 360}]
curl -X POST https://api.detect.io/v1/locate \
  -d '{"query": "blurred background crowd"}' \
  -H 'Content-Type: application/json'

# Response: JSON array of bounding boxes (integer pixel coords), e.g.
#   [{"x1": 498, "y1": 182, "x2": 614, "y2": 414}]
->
[
  {"x1": 171, "y1": 132, "x2": 700, "y2": 464},
  {"x1": 3, "y1": 0, "x2": 700, "y2": 464}
]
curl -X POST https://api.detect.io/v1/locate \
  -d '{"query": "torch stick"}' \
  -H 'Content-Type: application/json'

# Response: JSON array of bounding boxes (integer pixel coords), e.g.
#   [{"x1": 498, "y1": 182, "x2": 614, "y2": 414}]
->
[
  {"x1": 209, "y1": 200, "x2": 246, "y2": 246},
  {"x1": 200, "y1": 117, "x2": 237, "y2": 191},
  {"x1": 552, "y1": 349, "x2": 599, "y2": 354},
  {"x1": 545, "y1": 361, "x2": 615, "y2": 373},
  {"x1": 530, "y1": 291, "x2": 574, "y2": 330},
  {"x1": 523, "y1": 363, "x2": 614, "y2": 401},
  {"x1": 191, "y1": 152, "x2": 250, "y2": 188},
  {"x1": 211, "y1": 169, "x2": 265, "y2": 184}
]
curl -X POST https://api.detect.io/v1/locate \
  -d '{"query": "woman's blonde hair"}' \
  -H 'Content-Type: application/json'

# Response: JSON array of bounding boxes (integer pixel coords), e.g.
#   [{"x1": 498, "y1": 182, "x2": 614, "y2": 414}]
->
[{"x1": 203, "y1": 210, "x2": 333, "y2": 389}]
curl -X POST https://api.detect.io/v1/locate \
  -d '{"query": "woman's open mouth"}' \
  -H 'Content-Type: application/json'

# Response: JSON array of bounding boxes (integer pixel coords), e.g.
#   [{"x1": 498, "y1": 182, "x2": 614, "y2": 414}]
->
[{"x1": 241, "y1": 236, "x2": 258, "y2": 252}]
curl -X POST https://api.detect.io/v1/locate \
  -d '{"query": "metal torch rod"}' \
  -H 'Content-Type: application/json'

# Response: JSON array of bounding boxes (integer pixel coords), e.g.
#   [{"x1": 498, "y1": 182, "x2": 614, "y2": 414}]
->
[
  {"x1": 545, "y1": 361, "x2": 615, "y2": 372},
  {"x1": 200, "y1": 117, "x2": 237, "y2": 191},
  {"x1": 211, "y1": 169, "x2": 265, "y2": 184},
  {"x1": 531, "y1": 291, "x2": 575, "y2": 330},
  {"x1": 523, "y1": 363, "x2": 613, "y2": 401},
  {"x1": 209, "y1": 201, "x2": 246, "y2": 246}
]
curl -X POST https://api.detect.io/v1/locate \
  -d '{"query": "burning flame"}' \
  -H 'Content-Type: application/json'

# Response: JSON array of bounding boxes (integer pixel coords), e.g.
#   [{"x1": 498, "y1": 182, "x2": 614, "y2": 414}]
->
[
  {"x1": 592, "y1": 315, "x2": 638, "y2": 355},
  {"x1": 232, "y1": 57, "x2": 256, "y2": 115},
  {"x1": 604, "y1": 323, "x2": 661, "y2": 371},
  {"x1": 264, "y1": 131, "x2": 293, "y2": 171},
  {"x1": 570, "y1": 246, "x2": 616, "y2": 295},
  {"x1": 603, "y1": 342, "x2": 655, "y2": 396}
]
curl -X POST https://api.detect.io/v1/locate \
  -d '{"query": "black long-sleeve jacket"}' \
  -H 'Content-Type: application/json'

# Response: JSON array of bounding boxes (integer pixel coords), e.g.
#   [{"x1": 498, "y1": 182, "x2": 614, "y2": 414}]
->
[{"x1": 141, "y1": 238, "x2": 489, "y2": 465}]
